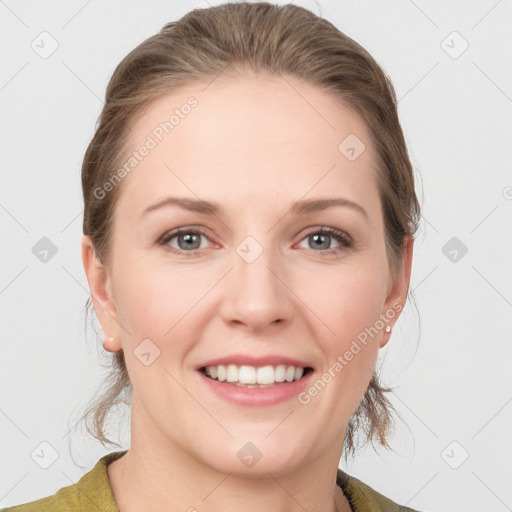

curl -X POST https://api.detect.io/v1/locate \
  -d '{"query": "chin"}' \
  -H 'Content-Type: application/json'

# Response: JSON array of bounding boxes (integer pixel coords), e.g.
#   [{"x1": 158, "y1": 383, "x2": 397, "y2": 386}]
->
[
  {"x1": 197, "y1": 436, "x2": 309, "y2": 479},
  {"x1": 214, "y1": 455, "x2": 301, "y2": 479}
]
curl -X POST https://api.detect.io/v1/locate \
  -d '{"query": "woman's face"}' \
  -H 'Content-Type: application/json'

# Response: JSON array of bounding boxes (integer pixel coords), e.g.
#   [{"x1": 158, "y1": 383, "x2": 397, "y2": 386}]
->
[{"x1": 83, "y1": 71, "x2": 412, "y2": 476}]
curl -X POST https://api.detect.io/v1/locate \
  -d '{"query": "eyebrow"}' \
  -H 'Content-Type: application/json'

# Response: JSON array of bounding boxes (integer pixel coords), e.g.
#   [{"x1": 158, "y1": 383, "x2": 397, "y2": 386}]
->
[{"x1": 141, "y1": 196, "x2": 368, "y2": 220}]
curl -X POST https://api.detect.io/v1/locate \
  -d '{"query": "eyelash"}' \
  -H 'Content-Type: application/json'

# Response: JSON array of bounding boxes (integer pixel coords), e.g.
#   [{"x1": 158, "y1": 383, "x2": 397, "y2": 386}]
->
[{"x1": 158, "y1": 226, "x2": 353, "y2": 256}]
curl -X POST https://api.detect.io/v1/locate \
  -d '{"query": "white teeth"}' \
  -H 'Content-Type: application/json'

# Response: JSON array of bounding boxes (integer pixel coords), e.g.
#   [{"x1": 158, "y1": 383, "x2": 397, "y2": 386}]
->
[
  {"x1": 202, "y1": 364, "x2": 308, "y2": 385},
  {"x1": 217, "y1": 365, "x2": 226, "y2": 382},
  {"x1": 256, "y1": 365, "x2": 275, "y2": 385},
  {"x1": 239, "y1": 365, "x2": 256, "y2": 384},
  {"x1": 275, "y1": 364, "x2": 286, "y2": 382},
  {"x1": 226, "y1": 364, "x2": 238, "y2": 382}
]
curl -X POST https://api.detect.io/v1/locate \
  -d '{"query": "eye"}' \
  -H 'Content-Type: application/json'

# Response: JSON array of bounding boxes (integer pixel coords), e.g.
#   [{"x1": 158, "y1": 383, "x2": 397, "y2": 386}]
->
[
  {"x1": 158, "y1": 226, "x2": 353, "y2": 256},
  {"x1": 298, "y1": 227, "x2": 353, "y2": 255},
  {"x1": 158, "y1": 228, "x2": 212, "y2": 255}
]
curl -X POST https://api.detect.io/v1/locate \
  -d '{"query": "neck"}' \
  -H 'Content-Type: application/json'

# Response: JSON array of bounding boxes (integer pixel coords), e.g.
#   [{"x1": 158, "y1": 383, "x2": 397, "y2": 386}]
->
[
  {"x1": 107, "y1": 431, "x2": 352, "y2": 512},
  {"x1": 108, "y1": 450, "x2": 351, "y2": 512},
  {"x1": 106, "y1": 398, "x2": 352, "y2": 512}
]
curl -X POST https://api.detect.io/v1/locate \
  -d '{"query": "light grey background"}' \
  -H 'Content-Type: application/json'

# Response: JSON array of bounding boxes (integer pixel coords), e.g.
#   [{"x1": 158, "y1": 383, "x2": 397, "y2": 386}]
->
[{"x1": 1, "y1": 1, "x2": 511, "y2": 511}]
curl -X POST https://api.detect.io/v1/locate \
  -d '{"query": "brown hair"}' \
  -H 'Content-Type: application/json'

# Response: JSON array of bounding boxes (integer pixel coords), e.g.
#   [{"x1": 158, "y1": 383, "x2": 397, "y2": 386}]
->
[{"x1": 77, "y1": 1, "x2": 421, "y2": 462}]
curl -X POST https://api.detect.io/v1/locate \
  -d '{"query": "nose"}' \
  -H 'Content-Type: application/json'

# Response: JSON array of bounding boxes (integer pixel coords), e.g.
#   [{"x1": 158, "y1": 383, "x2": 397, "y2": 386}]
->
[{"x1": 219, "y1": 241, "x2": 294, "y2": 333}]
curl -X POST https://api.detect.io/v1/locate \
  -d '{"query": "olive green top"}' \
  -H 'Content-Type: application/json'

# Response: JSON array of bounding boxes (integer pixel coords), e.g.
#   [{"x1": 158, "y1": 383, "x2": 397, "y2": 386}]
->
[{"x1": 1, "y1": 450, "x2": 422, "y2": 511}]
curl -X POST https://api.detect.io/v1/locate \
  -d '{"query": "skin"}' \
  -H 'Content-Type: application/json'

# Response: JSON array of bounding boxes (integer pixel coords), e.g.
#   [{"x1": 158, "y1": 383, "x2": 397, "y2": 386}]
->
[{"x1": 82, "y1": 70, "x2": 413, "y2": 512}]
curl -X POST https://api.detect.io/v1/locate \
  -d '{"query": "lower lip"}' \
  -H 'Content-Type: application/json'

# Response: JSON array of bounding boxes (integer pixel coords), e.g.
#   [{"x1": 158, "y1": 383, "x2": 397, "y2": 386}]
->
[{"x1": 197, "y1": 370, "x2": 314, "y2": 406}]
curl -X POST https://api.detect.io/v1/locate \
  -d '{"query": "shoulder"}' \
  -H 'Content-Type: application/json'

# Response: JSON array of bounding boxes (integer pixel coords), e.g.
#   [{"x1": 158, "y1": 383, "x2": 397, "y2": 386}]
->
[
  {"x1": 337, "y1": 468, "x2": 425, "y2": 512},
  {"x1": 0, "y1": 492, "x2": 77, "y2": 512},
  {"x1": 1, "y1": 451, "x2": 127, "y2": 512}
]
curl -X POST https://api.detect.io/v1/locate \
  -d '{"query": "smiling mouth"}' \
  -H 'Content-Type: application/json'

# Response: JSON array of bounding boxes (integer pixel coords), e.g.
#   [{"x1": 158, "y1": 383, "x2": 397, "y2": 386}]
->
[{"x1": 199, "y1": 364, "x2": 314, "y2": 388}]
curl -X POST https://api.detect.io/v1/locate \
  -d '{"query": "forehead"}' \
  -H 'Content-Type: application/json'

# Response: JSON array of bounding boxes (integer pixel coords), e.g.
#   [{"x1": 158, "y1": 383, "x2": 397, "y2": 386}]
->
[
  {"x1": 126, "y1": 71, "x2": 372, "y2": 154},
  {"x1": 115, "y1": 72, "x2": 379, "y2": 219}
]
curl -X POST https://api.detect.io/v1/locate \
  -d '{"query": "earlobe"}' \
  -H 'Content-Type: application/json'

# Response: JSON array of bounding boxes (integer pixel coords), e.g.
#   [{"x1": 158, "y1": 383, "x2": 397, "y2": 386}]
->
[
  {"x1": 380, "y1": 236, "x2": 414, "y2": 348},
  {"x1": 81, "y1": 235, "x2": 122, "y2": 351},
  {"x1": 103, "y1": 336, "x2": 121, "y2": 353}
]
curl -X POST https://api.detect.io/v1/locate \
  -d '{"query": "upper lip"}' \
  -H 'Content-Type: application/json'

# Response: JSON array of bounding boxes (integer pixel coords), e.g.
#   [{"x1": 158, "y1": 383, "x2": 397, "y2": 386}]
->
[{"x1": 197, "y1": 354, "x2": 314, "y2": 370}]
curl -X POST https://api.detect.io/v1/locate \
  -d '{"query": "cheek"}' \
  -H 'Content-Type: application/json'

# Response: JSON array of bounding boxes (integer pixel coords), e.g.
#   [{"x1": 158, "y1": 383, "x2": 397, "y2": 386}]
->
[
  {"x1": 297, "y1": 261, "x2": 387, "y2": 341},
  {"x1": 112, "y1": 255, "x2": 218, "y2": 350},
  {"x1": 299, "y1": 261, "x2": 386, "y2": 393},
  {"x1": 110, "y1": 260, "x2": 210, "y2": 401},
  {"x1": 111, "y1": 261, "x2": 172, "y2": 338}
]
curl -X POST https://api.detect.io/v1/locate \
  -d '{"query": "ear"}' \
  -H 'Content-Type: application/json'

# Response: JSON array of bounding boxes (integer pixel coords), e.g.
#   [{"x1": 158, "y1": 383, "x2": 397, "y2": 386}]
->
[
  {"x1": 81, "y1": 235, "x2": 122, "y2": 352},
  {"x1": 379, "y1": 236, "x2": 414, "y2": 348}
]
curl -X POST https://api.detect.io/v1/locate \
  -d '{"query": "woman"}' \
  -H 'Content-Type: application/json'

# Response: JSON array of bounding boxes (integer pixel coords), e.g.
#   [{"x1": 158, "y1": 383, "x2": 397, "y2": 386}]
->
[{"x1": 3, "y1": 2, "x2": 423, "y2": 511}]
